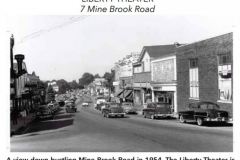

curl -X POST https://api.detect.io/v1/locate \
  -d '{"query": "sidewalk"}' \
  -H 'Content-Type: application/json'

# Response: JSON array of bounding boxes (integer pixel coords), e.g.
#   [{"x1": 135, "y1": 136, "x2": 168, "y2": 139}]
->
[{"x1": 10, "y1": 112, "x2": 36, "y2": 136}]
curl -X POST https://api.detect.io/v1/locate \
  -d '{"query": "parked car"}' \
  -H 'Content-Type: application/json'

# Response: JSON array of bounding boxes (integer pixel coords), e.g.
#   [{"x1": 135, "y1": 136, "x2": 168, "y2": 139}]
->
[
  {"x1": 36, "y1": 105, "x2": 54, "y2": 120},
  {"x1": 178, "y1": 101, "x2": 229, "y2": 126},
  {"x1": 48, "y1": 103, "x2": 59, "y2": 113},
  {"x1": 58, "y1": 100, "x2": 65, "y2": 107},
  {"x1": 142, "y1": 102, "x2": 173, "y2": 119},
  {"x1": 100, "y1": 102, "x2": 111, "y2": 113},
  {"x1": 82, "y1": 102, "x2": 89, "y2": 107},
  {"x1": 65, "y1": 101, "x2": 77, "y2": 113},
  {"x1": 95, "y1": 103, "x2": 102, "y2": 110},
  {"x1": 102, "y1": 103, "x2": 125, "y2": 118},
  {"x1": 96, "y1": 96, "x2": 106, "y2": 105},
  {"x1": 122, "y1": 102, "x2": 137, "y2": 114}
]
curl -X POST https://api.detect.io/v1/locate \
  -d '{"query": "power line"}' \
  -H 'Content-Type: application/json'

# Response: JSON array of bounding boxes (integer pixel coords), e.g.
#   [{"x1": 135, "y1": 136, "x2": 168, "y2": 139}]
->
[{"x1": 17, "y1": 16, "x2": 90, "y2": 44}]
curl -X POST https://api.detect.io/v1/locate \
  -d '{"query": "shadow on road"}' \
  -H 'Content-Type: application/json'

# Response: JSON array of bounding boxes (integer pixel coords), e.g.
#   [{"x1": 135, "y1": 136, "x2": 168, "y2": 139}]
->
[
  {"x1": 24, "y1": 118, "x2": 73, "y2": 135},
  {"x1": 13, "y1": 111, "x2": 74, "y2": 136},
  {"x1": 181, "y1": 121, "x2": 233, "y2": 127},
  {"x1": 53, "y1": 113, "x2": 74, "y2": 120}
]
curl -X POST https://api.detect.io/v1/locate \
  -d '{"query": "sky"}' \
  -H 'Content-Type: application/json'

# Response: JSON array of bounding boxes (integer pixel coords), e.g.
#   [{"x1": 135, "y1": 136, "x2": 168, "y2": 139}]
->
[{"x1": 6, "y1": 15, "x2": 234, "y2": 82}]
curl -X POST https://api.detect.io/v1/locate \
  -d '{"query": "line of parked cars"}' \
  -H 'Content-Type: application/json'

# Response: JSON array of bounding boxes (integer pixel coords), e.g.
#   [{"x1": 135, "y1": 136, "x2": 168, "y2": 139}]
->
[
  {"x1": 65, "y1": 99, "x2": 77, "y2": 113},
  {"x1": 94, "y1": 97, "x2": 229, "y2": 126},
  {"x1": 36, "y1": 102, "x2": 60, "y2": 120}
]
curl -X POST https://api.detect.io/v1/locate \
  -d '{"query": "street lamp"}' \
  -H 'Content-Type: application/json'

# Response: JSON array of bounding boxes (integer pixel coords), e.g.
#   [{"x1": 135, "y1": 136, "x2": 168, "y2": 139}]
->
[
  {"x1": 10, "y1": 34, "x2": 27, "y2": 125},
  {"x1": 15, "y1": 54, "x2": 26, "y2": 76}
]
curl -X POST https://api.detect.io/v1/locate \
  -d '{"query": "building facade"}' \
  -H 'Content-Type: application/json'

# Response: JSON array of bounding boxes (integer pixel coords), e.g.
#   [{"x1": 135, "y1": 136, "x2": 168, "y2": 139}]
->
[
  {"x1": 176, "y1": 33, "x2": 233, "y2": 118},
  {"x1": 48, "y1": 81, "x2": 59, "y2": 92},
  {"x1": 151, "y1": 53, "x2": 177, "y2": 115},
  {"x1": 113, "y1": 52, "x2": 140, "y2": 101},
  {"x1": 133, "y1": 45, "x2": 177, "y2": 108}
]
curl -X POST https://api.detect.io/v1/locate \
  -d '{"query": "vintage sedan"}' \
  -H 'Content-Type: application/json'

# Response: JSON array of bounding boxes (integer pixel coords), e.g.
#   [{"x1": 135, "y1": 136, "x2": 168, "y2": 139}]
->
[
  {"x1": 178, "y1": 101, "x2": 229, "y2": 126},
  {"x1": 65, "y1": 101, "x2": 77, "y2": 113},
  {"x1": 122, "y1": 102, "x2": 137, "y2": 114},
  {"x1": 142, "y1": 102, "x2": 173, "y2": 119},
  {"x1": 82, "y1": 102, "x2": 89, "y2": 107},
  {"x1": 102, "y1": 103, "x2": 125, "y2": 118},
  {"x1": 36, "y1": 105, "x2": 54, "y2": 120}
]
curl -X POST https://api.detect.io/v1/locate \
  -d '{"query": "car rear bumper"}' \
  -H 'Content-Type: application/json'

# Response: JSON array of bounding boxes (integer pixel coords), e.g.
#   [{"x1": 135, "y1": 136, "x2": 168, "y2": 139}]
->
[
  {"x1": 154, "y1": 113, "x2": 173, "y2": 117},
  {"x1": 109, "y1": 113, "x2": 125, "y2": 116},
  {"x1": 205, "y1": 117, "x2": 228, "y2": 122},
  {"x1": 125, "y1": 109, "x2": 137, "y2": 113}
]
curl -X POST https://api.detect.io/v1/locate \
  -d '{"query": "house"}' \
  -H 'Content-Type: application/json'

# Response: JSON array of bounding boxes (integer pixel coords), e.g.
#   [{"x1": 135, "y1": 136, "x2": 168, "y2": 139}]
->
[
  {"x1": 151, "y1": 46, "x2": 178, "y2": 115},
  {"x1": 132, "y1": 45, "x2": 177, "y2": 108},
  {"x1": 48, "y1": 81, "x2": 59, "y2": 92},
  {"x1": 113, "y1": 52, "x2": 140, "y2": 102},
  {"x1": 176, "y1": 33, "x2": 233, "y2": 118}
]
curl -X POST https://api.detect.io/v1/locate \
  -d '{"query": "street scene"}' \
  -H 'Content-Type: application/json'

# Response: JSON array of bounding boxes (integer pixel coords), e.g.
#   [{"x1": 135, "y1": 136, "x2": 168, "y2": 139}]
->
[{"x1": 9, "y1": 16, "x2": 233, "y2": 152}]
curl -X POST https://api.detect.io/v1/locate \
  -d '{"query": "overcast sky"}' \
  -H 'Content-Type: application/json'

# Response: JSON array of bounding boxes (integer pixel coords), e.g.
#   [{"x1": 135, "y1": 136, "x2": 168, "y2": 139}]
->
[{"x1": 6, "y1": 15, "x2": 234, "y2": 82}]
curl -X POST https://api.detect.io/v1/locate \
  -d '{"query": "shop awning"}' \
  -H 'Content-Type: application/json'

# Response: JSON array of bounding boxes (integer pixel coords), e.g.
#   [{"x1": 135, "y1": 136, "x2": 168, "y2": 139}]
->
[
  {"x1": 125, "y1": 91, "x2": 133, "y2": 100},
  {"x1": 119, "y1": 90, "x2": 132, "y2": 99},
  {"x1": 115, "y1": 89, "x2": 124, "y2": 97}
]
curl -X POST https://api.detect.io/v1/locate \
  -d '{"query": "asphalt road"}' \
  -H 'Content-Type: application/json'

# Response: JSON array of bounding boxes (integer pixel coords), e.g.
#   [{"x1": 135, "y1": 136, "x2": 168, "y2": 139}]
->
[{"x1": 11, "y1": 96, "x2": 233, "y2": 152}]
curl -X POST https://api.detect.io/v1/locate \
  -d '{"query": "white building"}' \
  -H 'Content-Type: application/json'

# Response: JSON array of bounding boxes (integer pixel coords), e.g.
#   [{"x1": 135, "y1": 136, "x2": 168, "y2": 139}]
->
[{"x1": 48, "y1": 81, "x2": 59, "y2": 92}]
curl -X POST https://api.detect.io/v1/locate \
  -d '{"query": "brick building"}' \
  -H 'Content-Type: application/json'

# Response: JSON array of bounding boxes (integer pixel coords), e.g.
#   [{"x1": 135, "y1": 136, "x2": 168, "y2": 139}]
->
[{"x1": 176, "y1": 33, "x2": 233, "y2": 118}]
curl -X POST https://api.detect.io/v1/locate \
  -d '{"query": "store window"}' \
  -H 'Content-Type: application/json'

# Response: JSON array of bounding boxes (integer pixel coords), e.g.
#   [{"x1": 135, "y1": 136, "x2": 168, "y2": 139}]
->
[
  {"x1": 189, "y1": 58, "x2": 199, "y2": 99},
  {"x1": 218, "y1": 54, "x2": 232, "y2": 101}
]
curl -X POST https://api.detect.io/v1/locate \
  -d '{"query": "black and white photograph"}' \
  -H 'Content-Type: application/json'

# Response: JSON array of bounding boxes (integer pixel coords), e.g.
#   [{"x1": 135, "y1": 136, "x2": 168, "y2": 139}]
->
[{"x1": 6, "y1": 15, "x2": 234, "y2": 152}]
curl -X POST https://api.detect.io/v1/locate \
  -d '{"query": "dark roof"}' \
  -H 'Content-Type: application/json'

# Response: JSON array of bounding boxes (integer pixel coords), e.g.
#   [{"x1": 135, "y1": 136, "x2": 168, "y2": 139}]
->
[{"x1": 138, "y1": 45, "x2": 177, "y2": 62}]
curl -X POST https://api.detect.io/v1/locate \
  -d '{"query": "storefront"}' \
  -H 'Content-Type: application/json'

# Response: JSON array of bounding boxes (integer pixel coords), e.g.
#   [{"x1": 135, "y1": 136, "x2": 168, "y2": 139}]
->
[
  {"x1": 151, "y1": 84, "x2": 177, "y2": 114},
  {"x1": 133, "y1": 82, "x2": 152, "y2": 106}
]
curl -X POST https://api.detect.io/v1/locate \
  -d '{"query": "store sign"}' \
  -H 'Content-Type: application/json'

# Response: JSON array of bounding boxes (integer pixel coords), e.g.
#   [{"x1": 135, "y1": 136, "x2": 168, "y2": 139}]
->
[
  {"x1": 152, "y1": 59, "x2": 175, "y2": 82},
  {"x1": 153, "y1": 87, "x2": 162, "y2": 91},
  {"x1": 133, "y1": 83, "x2": 151, "y2": 88}
]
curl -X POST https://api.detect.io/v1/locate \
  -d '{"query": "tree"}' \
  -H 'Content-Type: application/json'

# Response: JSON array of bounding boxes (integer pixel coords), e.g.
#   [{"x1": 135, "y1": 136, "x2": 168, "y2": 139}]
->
[
  {"x1": 45, "y1": 85, "x2": 55, "y2": 103},
  {"x1": 56, "y1": 79, "x2": 71, "y2": 94},
  {"x1": 69, "y1": 80, "x2": 79, "y2": 89},
  {"x1": 79, "y1": 72, "x2": 94, "y2": 87},
  {"x1": 94, "y1": 74, "x2": 101, "y2": 78},
  {"x1": 103, "y1": 69, "x2": 115, "y2": 93}
]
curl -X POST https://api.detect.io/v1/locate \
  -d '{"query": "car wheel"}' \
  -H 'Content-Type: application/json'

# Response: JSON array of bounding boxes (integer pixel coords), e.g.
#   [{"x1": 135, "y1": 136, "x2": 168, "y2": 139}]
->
[
  {"x1": 121, "y1": 115, "x2": 124, "y2": 118},
  {"x1": 151, "y1": 115, "x2": 155, "y2": 120},
  {"x1": 197, "y1": 117, "x2": 204, "y2": 126},
  {"x1": 179, "y1": 115, "x2": 186, "y2": 123}
]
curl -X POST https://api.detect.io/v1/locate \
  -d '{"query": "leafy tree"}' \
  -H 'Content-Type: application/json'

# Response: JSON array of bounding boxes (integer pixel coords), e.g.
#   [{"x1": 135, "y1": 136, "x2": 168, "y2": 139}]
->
[
  {"x1": 56, "y1": 79, "x2": 71, "y2": 94},
  {"x1": 45, "y1": 85, "x2": 55, "y2": 103},
  {"x1": 79, "y1": 72, "x2": 94, "y2": 87},
  {"x1": 94, "y1": 74, "x2": 101, "y2": 78},
  {"x1": 103, "y1": 70, "x2": 115, "y2": 93},
  {"x1": 69, "y1": 80, "x2": 79, "y2": 89}
]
